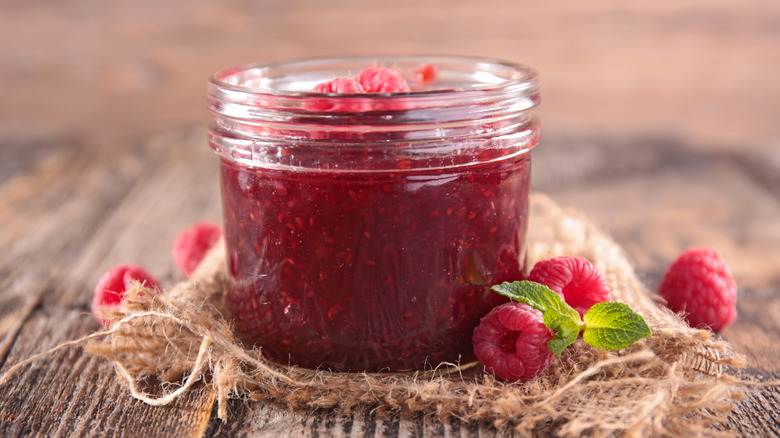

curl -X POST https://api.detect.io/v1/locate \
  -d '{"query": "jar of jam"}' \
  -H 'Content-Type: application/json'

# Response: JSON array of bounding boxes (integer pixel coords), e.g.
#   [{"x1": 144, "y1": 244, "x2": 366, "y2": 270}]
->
[{"x1": 207, "y1": 56, "x2": 541, "y2": 372}]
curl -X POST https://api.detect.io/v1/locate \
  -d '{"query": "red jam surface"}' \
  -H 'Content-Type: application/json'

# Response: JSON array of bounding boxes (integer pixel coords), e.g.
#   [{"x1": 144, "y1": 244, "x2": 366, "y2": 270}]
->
[{"x1": 221, "y1": 150, "x2": 532, "y2": 371}]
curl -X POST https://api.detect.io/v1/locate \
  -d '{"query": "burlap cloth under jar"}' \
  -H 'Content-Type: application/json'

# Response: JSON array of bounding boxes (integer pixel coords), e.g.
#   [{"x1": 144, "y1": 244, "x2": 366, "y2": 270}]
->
[{"x1": 84, "y1": 193, "x2": 747, "y2": 436}]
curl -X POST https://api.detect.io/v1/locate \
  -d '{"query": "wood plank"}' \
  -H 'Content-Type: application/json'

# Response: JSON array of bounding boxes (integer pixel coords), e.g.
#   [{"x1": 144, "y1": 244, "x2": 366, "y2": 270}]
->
[
  {"x1": 0, "y1": 311, "x2": 215, "y2": 437},
  {"x1": 726, "y1": 380, "x2": 780, "y2": 437},
  {"x1": 206, "y1": 402, "x2": 521, "y2": 438},
  {"x1": 0, "y1": 132, "x2": 220, "y2": 437},
  {"x1": 0, "y1": 278, "x2": 216, "y2": 437}
]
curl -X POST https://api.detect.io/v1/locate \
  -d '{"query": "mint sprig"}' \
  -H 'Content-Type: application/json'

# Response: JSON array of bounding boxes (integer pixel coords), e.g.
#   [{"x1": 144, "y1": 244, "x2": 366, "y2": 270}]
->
[{"x1": 491, "y1": 281, "x2": 651, "y2": 355}]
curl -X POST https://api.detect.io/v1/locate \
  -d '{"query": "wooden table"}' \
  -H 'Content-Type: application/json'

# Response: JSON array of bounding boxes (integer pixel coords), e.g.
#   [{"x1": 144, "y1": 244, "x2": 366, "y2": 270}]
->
[{"x1": 1, "y1": 1, "x2": 779, "y2": 436}]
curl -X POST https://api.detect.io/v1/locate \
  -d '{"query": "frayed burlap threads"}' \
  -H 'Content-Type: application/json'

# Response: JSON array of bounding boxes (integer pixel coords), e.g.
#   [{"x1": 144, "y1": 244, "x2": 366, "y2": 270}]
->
[{"x1": 76, "y1": 194, "x2": 748, "y2": 436}]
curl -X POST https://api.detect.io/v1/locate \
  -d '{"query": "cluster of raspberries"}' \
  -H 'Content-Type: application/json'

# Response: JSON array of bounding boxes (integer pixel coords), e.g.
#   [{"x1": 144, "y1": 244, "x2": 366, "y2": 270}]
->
[
  {"x1": 473, "y1": 249, "x2": 736, "y2": 383},
  {"x1": 312, "y1": 66, "x2": 412, "y2": 94},
  {"x1": 473, "y1": 256, "x2": 612, "y2": 382}
]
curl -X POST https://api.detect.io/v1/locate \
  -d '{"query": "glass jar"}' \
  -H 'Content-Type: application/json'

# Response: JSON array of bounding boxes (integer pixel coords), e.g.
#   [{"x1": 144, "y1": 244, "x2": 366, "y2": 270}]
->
[{"x1": 207, "y1": 56, "x2": 541, "y2": 372}]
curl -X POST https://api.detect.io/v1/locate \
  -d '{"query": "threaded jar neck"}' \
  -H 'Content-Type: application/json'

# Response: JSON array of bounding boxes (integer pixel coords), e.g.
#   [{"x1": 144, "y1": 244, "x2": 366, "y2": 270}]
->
[{"x1": 207, "y1": 56, "x2": 540, "y2": 172}]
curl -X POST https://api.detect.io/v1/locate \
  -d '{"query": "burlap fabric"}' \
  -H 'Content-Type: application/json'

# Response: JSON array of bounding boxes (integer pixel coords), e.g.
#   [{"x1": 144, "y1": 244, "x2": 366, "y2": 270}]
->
[{"x1": 72, "y1": 194, "x2": 746, "y2": 436}]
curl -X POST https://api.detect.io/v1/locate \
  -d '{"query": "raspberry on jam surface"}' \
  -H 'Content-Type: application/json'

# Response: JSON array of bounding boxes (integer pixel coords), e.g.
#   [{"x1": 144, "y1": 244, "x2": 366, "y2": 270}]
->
[{"x1": 355, "y1": 66, "x2": 410, "y2": 93}]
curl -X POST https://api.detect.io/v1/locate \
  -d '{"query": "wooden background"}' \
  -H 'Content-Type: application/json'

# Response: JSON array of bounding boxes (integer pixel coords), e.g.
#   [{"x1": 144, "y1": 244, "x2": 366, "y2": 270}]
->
[{"x1": 1, "y1": 1, "x2": 779, "y2": 436}]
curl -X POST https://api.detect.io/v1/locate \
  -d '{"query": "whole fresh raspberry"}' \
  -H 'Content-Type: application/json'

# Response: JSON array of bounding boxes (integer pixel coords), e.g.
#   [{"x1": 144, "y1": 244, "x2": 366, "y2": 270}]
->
[
  {"x1": 92, "y1": 265, "x2": 160, "y2": 325},
  {"x1": 311, "y1": 77, "x2": 366, "y2": 94},
  {"x1": 355, "y1": 66, "x2": 411, "y2": 92},
  {"x1": 658, "y1": 247, "x2": 737, "y2": 332},
  {"x1": 172, "y1": 222, "x2": 222, "y2": 275},
  {"x1": 526, "y1": 256, "x2": 612, "y2": 317},
  {"x1": 308, "y1": 77, "x2": 367, "y2": 112},
  {"x1": 308, "y1": 67, "x2": 410, "y2": 114},
  {"x1": 472, "y1": 302, "x2": 554, "y2": 382}
]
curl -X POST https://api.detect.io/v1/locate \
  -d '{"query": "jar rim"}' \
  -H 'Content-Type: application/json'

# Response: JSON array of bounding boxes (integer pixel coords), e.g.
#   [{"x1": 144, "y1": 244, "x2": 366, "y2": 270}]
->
[
  {"x1": 209, "y1": 55, "x2": 538, "y2": 97},
  {"x1": 206, "y1": 56, "x2": 541, "y2": 172},
  {"x1": 207, "y1": 56, "x2": 540, "y2": 121}
]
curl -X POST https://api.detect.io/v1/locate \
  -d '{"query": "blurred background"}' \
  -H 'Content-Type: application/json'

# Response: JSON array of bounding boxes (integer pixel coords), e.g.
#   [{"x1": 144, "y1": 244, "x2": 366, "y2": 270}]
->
[{"x1": 3, "y1": 0, "x2": 778, "y2": 150}]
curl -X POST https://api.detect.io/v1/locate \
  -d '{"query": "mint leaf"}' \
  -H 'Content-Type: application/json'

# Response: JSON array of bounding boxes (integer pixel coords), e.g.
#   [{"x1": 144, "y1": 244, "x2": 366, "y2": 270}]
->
[
  {"x1": 491, "y1": 281, "x2": 581, "y2": 323},
  {"x1": 582, "y1": 302, "x2": 652, "y2": 350},
  {"x1": 543, "y1": 310, "x2": 581, "y2": 356}
]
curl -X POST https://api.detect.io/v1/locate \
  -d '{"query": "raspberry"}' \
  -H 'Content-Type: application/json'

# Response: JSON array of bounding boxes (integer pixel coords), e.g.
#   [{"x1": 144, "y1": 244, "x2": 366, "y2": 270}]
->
[
  {"x1": 472, "y1": 302, "x2": 554, "y2": 382},
  {"x1": 307, "y1": 77, "x2": 367, "y2": 113},
  {"x1": 172, "y1": 222, "x2": 222, "y2": 275},
  {"x1": 355, "y1": 66, "x2": 411, "y2": 92},
  {"x1": 92, "y1": 265, "x2": 160, "y2": 325},
  {"x1": 526, "y1": 256, "x2": 611, "y2": 317},
  {"x1": 658, "y1": 247, "x2": 737, "y2": 332},
  {"x1": 413, "y1": 64, "x2": 438, "y2": 85},
  {"x1": 308, "y1": 67, "x2": 410, "y2": 114},
  {"x1": 311, "y1": 77, "x2": 366, "y2": 94}
]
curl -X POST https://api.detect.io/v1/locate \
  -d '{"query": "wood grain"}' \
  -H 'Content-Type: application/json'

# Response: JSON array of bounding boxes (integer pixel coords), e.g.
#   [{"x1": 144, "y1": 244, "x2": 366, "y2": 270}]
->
[{"x1": 0, "y1": 133, "x2": 219, "y2": 437}]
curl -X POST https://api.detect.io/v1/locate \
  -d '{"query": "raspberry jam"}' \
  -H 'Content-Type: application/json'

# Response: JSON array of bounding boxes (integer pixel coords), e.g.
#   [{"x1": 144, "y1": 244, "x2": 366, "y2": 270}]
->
[{"x1": 207, "y1": 56, "x2": 541, "y2": 371}]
